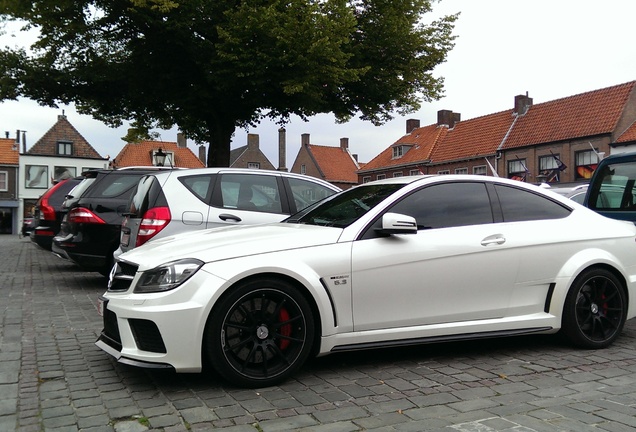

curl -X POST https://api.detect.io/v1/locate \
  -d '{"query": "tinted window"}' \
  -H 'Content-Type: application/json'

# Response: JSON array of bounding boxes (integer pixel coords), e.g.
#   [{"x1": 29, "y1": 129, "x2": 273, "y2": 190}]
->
[
  {"x1": 388, "y1": 182, "x2": 493, "y2": 229},
  {"x1": 90, "y1": 174, "x2": 141, "y2": 198},
  {"x1": 588, "y1": 161, "x2": 636, "y2": 211},
  {"x1": 494, "y1": 184, "x2": 570, "y2": 221},
  {"x1": 48, "y1": 178, "x2": 82, "y2": 207},
  {"x1": 128, "y1": 176, "x2": 156, "y2": 216},
  {"x1": 287, "y1": 178, "x2": 336, "y2": 212},
  {"x1": 220, "y1": 174, "x2": 282, "y2": 213}
]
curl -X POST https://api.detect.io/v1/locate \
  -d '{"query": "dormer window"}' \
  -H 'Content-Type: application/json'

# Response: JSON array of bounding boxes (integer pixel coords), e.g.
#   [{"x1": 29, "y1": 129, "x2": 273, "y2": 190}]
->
[
  {"x1": 57, "y1": 141, "x2": 73, "y2": 156},
  {"x1": 391, "y1": 144, "x2": 412, "y2": 159},
  {"x1": 153, "y1": 148, "x2": 174, "y2": 166}
]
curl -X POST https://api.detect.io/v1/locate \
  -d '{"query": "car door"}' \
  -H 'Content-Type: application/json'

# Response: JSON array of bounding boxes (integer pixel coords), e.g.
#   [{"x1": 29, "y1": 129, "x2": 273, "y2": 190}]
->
[
  {"x1": 207, "y1": 173, "x2": 289, "y2": 227},
  {"x1": 350, "y1": 181, "x2": 521, "y2": 332}
]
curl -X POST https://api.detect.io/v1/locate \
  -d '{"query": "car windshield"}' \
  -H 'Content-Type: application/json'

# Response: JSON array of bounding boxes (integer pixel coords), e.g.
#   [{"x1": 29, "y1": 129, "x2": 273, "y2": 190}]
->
[{"x1": 289, "y1": 183, "x2": 405, "y2": 228}]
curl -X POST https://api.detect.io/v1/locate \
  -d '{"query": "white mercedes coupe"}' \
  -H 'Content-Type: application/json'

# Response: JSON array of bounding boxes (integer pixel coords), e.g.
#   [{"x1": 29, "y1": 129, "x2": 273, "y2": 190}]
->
[{"x1": 97, "y1": 175, "x2": 636, "y2": 387}]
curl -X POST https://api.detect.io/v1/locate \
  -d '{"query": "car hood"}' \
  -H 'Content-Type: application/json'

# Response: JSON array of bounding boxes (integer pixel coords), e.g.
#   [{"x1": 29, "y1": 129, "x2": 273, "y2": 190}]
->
[{"x1": 119, "y1": 223, "x2": 343, "y2": 270}]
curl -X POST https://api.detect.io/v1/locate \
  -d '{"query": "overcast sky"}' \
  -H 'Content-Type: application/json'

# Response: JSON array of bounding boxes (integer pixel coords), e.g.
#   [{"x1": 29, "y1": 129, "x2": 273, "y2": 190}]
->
[{"x1": 1, "y1": 0, "x2": 635, "y2": 167}]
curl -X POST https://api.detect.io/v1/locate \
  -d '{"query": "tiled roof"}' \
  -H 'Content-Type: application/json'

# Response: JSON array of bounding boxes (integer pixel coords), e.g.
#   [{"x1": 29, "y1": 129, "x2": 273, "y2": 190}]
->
[
  {"x1": 362, "y1": 124, "x2": 447, "y2": 171},
  {"x1": 364, "y1": 81, "x2": 636, "y2": 171},
  {"x1": 307, "y1": 144, "x2": 360, "y2": 183},
  {"x1": 113, "y1": 140, "x2": 205, "y2": 168},
  {"x1": 617, "y1": 121, "x2": 636, "y2": 143},
  {"x1": 0, "y1": 138, "x2": 19, "y2": 165},
  {"x1": 430, "y1": 110, "x2": 515, "y2": 163},
  {"x1": 27, "y1": 115, "x2": 104, "y2": 158},
  {"x1": 503, "y1": 81, "x2": 636, "y2": 149}
]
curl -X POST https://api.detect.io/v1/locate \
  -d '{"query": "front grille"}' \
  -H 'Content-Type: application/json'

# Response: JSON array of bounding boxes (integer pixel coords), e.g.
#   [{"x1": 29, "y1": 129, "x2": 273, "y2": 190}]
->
[
  {"x1": 129, "y1": 319, "x2": 167, "y2": 353},
  {"x1": 108, "y1": 261, "x2": 138, "y2": 292}
]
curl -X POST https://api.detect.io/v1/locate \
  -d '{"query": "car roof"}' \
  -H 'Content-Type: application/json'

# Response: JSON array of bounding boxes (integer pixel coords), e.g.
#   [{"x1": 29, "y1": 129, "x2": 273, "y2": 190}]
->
[{"x1": 147, "y1": 167, "x2": 340, "y2": 189}]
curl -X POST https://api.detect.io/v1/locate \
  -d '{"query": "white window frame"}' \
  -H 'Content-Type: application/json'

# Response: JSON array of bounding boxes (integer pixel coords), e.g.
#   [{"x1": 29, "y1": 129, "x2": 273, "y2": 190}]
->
[
  {"x1": 0, "y1": 171, "x2": 7, "y2": 191},
  {"x1": 409, "y1": 169, "x2": 420, "y2": 176},
  {"x1": 376, "y1": 174, "x2": 386, "y2": 180},
  {"x1": 473, "y1": 165, "x2": 487, "y2": 175},
  {"x1": 393, "y1": 172, "x2": 403, "y2": 178},
  {"x1": 362, "y1": 176, "x2": 371, "y2": 183},
  {"x1": 455, "y1": 168, "x2": 468, "y2": 174},
  {"x1": 300, "y1": 164, "x2": 306, "y2": 175},
  {"x1": 247, "y1": 162, "x2": 260, "y2": 169},
  {"x1": 437, "y1": 170, "x2": 450, "y2": 175}
]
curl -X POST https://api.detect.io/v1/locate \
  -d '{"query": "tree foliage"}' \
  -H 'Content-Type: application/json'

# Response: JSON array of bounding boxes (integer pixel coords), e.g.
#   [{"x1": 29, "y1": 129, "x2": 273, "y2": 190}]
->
[{"x1": 0, "y1": 0, "x2": 458, "y2": 166}]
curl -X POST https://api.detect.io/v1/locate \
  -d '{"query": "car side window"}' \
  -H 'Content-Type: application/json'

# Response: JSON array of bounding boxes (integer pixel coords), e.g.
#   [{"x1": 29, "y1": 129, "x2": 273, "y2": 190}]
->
[
  {"x1": 494, "y1": 184, "x2": 571, "y2": 221},
  {"x1": 388, "y1": 182, "x2": 494, "y2": 229},
  {"x1": 287, "y1": 177, "x2": 337, "y2": 212},
  {"x1": 220, "y1": 174, "x2": 282, "y2": 213},
  {"x1": 180, "y1": 174, "x2": 216, "y2": 203},
  {"x1": 92, "y1": 175, "x2": 140, "y2": 198},
  {"x1": 587, "y1": 161, "x2": 636, "y2": 211}
]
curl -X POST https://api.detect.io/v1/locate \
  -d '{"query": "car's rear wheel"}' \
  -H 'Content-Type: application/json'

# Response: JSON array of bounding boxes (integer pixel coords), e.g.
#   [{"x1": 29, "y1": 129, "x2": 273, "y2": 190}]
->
[
  {"x1": 562, "y1": 268, "x2": 627, "y2": 349},
  {"x1": 205, "y1": 278, "x2": 314, "y2": 387}
]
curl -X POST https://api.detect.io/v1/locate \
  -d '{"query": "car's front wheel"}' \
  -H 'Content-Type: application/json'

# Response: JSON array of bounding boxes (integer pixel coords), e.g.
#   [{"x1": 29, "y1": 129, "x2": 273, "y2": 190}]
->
[
  {"x1": 562, "y1": 267, "x2": 627, "y2": 349},
  {"x1": 205, "y1": 278, "x2": 315, "y2": 387}
]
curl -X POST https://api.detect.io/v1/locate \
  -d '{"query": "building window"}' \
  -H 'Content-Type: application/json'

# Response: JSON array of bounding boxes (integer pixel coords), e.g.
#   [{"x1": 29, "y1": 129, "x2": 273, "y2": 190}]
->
[
  {"x1": 473, "y1": 165, "x2": 487, "y2": 175},
  {"x1": 247, "y1": 162, "x2": 260, "y2": 169},
  {"x1": 362, "y1": 176, "x2": 371, "y2": 183},
  {"x1": 54, "y1": 166, "x2": 76, "y2": 182},
  {"x1": 25, "y1": 165, "x2": 49, "y2": 189},
  {"x1": 437, "y1": 170, "x2": 450, "y2": 175},
  {"x1": 392, "y1": 146, "x2": 404, "y2": 159},
  {"x1": 57, "y1": 141, "x2": 73, "y2": 155},
  {"x1": 300, "y1": 164, "x2": 306, "y2": 175},
  {"x1": 409, "y1": 169, "x2": 420, "y2": 176},
  {"x1": 393, "y1": 172, "x2": 403, "y2": 178},
  {"x1": 0, "y1": 171, "x2": 7, "y2": 191},
  {"x1": 507, "y1": 159, "x2": 528, "y2": 181},
  {"x1": 575, "y1": 150, "x2": 600, "y2": 179},
  {"x1": 377, "y1": 174, "x2": 386, "y2": 180},
  {"x1": 455, "y1": 168, "x2": 468, "y2": 174}
]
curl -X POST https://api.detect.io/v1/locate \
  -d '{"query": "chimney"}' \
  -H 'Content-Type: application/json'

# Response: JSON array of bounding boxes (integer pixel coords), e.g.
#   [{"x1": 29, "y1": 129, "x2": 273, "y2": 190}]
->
[
  {"x1": 177, "y1": 133, "x2": 187, "y2": 148},
  {"x1": 406, "y1": 119, "x2": 420, "y2": 134},
  {"x1": 4, "y1": 131, "x2": 8, "y2": 139},
  {"x1": 198, "y1": 145, "x2": 206, "y2": 165},
  {"x1": 301, "y1": 133, "x2": 310, "y2": 147},
  {"x1": 247, "y1": 133, "x2": 259, "y2": 150},
  {"x1": 278, "y1": 128, "x2": 287, "y2": 171},
  {"x1": 514, "y1": 93, "x2": 533, "y2": 115},
  {"x1": 340, "y1": 137, "x2": 349, "y2": 150},
  {"x1": 437, "y1": 110, "x2": 460, "y2": 128}
]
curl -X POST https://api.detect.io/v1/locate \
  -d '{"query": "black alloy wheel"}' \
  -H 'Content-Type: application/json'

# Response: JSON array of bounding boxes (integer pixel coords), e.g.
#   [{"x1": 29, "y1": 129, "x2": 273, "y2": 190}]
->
[
  {"x1": 562, "y1": 268, "x2": 627, "y2": 349},
  {"x1": 206, "y1": 278, "x2": 315, "y2": 388}
]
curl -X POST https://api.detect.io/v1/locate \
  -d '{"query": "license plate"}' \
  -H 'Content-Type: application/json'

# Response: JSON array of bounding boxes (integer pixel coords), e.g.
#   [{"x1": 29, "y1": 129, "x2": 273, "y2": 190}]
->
[{"x1": 121, "y1": 233, "x2": 130, "y2": 247}]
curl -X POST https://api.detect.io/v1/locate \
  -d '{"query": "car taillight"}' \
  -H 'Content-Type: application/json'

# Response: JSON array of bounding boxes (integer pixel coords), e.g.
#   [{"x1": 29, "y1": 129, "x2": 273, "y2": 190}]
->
[
  {"x1": 39, "y1": 197, "x2": 56, "y2": 221},
  {"x1": 68, "y1": 207, "x2": 106, "y2": 224},
  {"x1": 136, "y1": 206, "x2": 171, "y2": 247}
]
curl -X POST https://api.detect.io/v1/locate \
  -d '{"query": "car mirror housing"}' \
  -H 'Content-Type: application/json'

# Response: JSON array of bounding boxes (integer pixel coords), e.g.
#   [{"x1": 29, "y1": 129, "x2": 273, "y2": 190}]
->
[{"x1": 376, "y1": 212, "x2": 418, "y2": 235}]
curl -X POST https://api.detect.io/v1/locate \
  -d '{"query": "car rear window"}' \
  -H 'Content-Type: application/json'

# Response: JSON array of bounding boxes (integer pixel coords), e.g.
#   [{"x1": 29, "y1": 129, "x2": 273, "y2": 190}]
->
[{"x1": 89, "y1": 174, "x2": 144, "y2": 198}]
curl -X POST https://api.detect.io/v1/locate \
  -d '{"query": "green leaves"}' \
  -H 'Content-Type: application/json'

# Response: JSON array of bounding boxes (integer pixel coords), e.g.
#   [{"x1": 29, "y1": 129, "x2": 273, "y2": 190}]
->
[{"x1": 0, "y1": 0, "x2": 457, "y2": 166}]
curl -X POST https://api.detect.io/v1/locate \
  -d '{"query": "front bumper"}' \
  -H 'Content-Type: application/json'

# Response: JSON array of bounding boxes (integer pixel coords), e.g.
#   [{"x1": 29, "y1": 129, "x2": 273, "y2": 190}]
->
[{"x1": 95, "y1": 269, "x2": 226, "y2": 372}]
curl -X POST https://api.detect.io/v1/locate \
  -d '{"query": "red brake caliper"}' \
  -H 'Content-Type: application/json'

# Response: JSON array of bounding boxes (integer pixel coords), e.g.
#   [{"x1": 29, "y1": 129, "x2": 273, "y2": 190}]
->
[{"x1": 278, "y1": 308, "x2": 291, "y2": 350}]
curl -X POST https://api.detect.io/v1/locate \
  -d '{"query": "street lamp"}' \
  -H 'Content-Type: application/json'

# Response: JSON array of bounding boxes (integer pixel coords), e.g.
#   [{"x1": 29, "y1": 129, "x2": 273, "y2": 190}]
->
[{"x1": 154, "y1": 148, "x2": 167, "y2": 166}]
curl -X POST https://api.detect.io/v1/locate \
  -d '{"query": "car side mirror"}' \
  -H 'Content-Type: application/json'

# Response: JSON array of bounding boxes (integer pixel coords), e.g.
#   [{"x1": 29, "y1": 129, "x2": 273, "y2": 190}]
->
[{"x1": 375, "y1": 212, "x2": 417, "y2": 235}]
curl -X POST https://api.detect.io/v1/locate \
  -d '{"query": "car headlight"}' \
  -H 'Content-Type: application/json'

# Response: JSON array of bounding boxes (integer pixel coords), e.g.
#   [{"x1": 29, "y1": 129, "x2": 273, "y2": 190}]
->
[{"x1": 134, "y1": 258, "x2": 204, "y2": 293}]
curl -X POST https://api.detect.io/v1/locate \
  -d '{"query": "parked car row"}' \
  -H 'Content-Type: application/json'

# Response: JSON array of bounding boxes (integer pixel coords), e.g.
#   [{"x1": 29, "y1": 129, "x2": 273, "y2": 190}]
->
[{"x1": 29, "y1": 167, "x2": 341, "y2": 277}]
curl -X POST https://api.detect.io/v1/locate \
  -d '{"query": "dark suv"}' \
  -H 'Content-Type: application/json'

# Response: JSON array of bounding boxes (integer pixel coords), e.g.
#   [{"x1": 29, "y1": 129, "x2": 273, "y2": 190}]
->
[
  {"x1": 53, "y1": 167, "x2": 175, "y2": 275},
  {"x1": 30, "y1": 176, "x2": 83, "y2": 250}
]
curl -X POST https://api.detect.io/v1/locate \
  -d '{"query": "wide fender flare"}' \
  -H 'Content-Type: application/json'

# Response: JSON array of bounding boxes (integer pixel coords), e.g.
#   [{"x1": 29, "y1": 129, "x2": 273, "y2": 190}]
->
[
  {"x1": 549, "y1": 247, "x2": 634, "y2": 317},
  {"x1": 201, "y1": 256, "x2": 341, "y2": 339}
]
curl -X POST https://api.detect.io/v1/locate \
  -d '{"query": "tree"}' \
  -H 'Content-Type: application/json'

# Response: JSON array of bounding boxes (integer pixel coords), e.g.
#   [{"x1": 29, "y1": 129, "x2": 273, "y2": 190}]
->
[{"x1": 0, "y1": 0, "x2": 458, "y2": 167}]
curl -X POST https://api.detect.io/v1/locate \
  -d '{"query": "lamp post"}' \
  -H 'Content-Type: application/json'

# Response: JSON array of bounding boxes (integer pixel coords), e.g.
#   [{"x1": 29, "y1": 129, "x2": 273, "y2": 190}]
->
[{"x1": 154, "y1": 148, "x2": 167, "y2": 167}]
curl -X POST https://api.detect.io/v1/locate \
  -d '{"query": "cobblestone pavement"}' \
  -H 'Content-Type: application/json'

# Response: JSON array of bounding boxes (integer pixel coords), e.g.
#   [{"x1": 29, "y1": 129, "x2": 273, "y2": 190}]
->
[{"x1": 3, "y1": 235, "x2": 636, "y2": 431}]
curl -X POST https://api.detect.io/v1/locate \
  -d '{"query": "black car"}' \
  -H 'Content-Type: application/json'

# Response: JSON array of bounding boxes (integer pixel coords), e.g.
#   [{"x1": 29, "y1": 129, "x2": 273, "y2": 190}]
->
[
  {"x1": 30, "y1": 176, "x2": 83, "y2": 250},
  {"x1": 52, "y1": 167, "x2": 175, "y2": 275}
]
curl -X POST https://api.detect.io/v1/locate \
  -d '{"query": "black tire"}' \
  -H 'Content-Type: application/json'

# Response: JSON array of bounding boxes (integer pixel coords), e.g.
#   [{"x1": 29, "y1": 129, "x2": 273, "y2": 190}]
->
[
  {"x1": 562, "y1": 268, "x2": 627, "y2": 349},
  {"x1": 205, "y1": 278, "x2": 315, "y2": 387}
]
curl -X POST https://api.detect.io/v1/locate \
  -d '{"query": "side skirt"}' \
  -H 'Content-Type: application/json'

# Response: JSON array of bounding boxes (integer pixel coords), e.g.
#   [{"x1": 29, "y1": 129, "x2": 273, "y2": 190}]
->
[{"x1": 329, "y1": 326, "x2": 553, "y2": 353}]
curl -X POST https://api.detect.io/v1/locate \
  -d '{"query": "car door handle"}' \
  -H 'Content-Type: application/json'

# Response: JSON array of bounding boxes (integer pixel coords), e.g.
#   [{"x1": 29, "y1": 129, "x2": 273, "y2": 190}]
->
[
  {"x1": 481, "y1": 234, "x2": 506, "y2": 246},
  {"x1": 219, "y1": 213, "x2": 242, "y2": 222}
]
